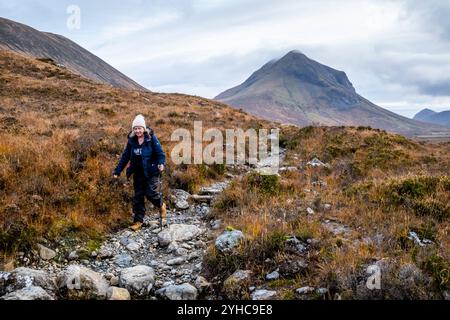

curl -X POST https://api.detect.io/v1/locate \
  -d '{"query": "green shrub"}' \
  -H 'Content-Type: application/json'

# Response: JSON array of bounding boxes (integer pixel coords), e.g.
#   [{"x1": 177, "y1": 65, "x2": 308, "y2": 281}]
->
[
  {"x1": 412, "y1": 199, "x2": 449, "y2": 222},
  {"x1": 0, "y1": 224, "x2": 38, "y2": 254},
  {"x1": 203, "y1": 230, "x2": 287, "y2": 281},
  {"x1": 300, "y1": 126, "x2": 315, "y2": 138},
  {"x1": 422, "y1": 254, "x2": 450, "y2": 292},
  {"x1": 198, "y1": 163, "x2": 226, "y2": 179},
  {"x1": 377, "y1": 176, "x2": 449, "y2": 221},
  {"x1": 278, "y1": 133, "x2": 289, "y2": 149},
  {"x1": 382, "y1": 176, "x2": 440, "y2": 205},
  {"x1": 245, "y1": 172, "x2": 279, "y2": 194},
  {"x1": 441, "y1": 176, "x2": 450, "y2": 191}
]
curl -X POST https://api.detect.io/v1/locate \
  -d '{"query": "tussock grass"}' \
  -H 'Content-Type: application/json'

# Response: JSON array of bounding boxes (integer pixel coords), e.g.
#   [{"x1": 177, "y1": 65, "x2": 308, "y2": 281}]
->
[
  {"x1": 206, "y1": 125, "x2": 450, "y2": 299},
  {"x1": 0, "y1": 50, "x2": 274, "y2": 257}
]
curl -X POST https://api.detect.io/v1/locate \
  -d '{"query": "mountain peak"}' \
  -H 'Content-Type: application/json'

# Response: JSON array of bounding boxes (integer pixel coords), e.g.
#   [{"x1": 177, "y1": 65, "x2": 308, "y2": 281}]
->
[
  {"x1": 215, "y1": 50, "x2": 359, "y2": 107},
  {"x1": 415, "y1": 108, "x2": 436, "y2": 116},
  {"x1": 285, "y1": 49, "x2": 307, "y2": 57},
  {"x1": 414, "y1": 108, "x2": 450, "y2": 127},
  {"x1": 215, "y1": 52, "x2": 450, "y2": 136},
  {"x1": 277, "y1": 50, "x2": 311, "y2": 65}
]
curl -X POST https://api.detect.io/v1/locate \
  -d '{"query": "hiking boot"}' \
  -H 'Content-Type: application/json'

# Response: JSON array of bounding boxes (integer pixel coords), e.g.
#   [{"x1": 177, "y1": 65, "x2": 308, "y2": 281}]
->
[
  {"x1": 130, "y1": 221, "x2": 143, "y2": 231},
  {"x1": 159, "y1": 203, "x2": 168, "y2": 228}
]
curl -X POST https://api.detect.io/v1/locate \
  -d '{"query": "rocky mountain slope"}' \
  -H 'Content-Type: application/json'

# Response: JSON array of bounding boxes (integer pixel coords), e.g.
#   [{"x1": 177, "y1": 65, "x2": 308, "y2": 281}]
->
[
  {"x1": 0, "y1": 17, "x2": 145, "y2": 90},
  {"x1": 216, "y1": 51, "x2": 450, "y2": 137}
]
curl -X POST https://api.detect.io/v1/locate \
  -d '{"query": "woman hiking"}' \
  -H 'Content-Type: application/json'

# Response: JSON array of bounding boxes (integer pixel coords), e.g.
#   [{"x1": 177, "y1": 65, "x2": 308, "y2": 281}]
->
[{"x1": 113, "y1": 114, "x2": 167, "y2": 231}]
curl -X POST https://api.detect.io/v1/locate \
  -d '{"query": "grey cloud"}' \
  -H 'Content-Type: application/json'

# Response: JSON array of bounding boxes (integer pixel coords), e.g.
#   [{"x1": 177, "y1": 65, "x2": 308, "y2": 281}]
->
[{"x1": 401, "y1": 0, "x2": 450, "y2": 42}]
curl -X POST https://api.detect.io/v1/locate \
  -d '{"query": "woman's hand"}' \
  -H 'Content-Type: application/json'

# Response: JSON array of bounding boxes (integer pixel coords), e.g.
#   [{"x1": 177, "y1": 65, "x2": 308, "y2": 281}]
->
[
  {"x1": 157, "y1": 164, "x2": 164, "y2": 172},
  {"x1": 113, "y1": 174, "x2": 118, "y2": 179}
]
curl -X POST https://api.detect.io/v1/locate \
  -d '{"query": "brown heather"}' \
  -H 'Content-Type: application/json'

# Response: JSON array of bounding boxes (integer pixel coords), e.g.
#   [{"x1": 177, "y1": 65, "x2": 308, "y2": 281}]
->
[{"x1": 1, "y1": 50, "x2": 449, "y2": 299}]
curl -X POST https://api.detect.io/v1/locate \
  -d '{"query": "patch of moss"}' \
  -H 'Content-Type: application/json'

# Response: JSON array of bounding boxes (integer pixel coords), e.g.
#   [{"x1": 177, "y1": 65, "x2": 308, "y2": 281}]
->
[
  {"x1": 267, "y1": 278, "x2": 297, "y2": 288},
  {"x1": 77, "y1": 238, "x2": 103, "y2": 260}
]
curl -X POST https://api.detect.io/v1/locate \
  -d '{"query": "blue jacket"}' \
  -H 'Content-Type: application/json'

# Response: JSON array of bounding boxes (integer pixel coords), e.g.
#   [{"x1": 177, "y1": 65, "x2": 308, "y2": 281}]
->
[{"x1": 113, "y1": 127, "x2": 166, "y2": 178}]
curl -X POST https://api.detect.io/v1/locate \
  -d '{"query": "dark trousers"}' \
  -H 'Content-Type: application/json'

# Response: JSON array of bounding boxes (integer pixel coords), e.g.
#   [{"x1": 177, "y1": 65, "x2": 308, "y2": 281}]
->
[{"x1": 133, "y1": 172, "x2": 162, "y2": 223}]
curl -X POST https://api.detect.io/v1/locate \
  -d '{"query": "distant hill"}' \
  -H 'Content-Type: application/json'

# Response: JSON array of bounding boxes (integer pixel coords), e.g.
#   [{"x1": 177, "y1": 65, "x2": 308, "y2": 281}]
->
[
  {"x1": 0, "y1": 17, "x2": 146, "y2": 90},
  {"x1": 413, "y1": 108, "x2": 450, "y2": 127},
  {"x1": 215, "y1": 50, "x2": 450, "y2": 137}
]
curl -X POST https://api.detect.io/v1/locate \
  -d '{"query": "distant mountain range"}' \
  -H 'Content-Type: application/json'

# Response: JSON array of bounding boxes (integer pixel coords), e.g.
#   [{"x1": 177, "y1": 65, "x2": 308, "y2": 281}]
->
[
  {"x1": 215, "y1": 50, "x2": 450, "y2": 137},
  {"x1": 413, "y1": 108, "x2": 450, "y2": 127},
  {"x1": 0, "y1": 17, "x2": 145, "y2": 90}
]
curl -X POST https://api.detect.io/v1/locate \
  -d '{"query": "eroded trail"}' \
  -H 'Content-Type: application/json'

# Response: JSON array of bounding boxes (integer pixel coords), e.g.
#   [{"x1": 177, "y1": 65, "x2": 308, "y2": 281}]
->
[
  {"x1": 20, "y1": 180, "x2": 231, "y2": 300},
  {"x1": 2, "y1": 149, "x2": 314, "y2": 300}
]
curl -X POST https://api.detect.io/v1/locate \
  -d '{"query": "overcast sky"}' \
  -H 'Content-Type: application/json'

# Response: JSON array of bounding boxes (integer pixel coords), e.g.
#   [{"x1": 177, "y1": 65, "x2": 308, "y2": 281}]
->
[{"x1": 1, "y1": 0, "x2": 450, "y2": 117}]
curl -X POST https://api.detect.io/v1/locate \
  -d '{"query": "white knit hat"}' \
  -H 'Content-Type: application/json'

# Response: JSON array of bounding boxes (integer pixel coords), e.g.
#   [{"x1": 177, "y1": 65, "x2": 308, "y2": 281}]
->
[{"x1": 132, "y1": 114, "x2": 146, "y2": 130}]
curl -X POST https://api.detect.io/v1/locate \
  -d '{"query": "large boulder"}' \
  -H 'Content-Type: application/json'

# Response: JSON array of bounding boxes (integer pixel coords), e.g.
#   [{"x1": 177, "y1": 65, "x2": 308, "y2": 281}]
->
[
  {"x1": 0, "y1": 267, "x2": 55, "y2": 296},
  {"x1": 119, "y1": 265, "x2": 155, "y2": 297},
  {"x1": 215, "y1": 230, "x2": 244, "y2": 252},
  {"x1": 158, "y1": 224, "x2": 202, "y2": 247},
  {"x1": 0, "y1": 286, "x2": 54, "y2": 300},
  {"x1": 57, "y1": 265, "x2": 110, "y2": 300},
  {"x1": 156, "y1": 283, "x2": 198, "y2": 300}
]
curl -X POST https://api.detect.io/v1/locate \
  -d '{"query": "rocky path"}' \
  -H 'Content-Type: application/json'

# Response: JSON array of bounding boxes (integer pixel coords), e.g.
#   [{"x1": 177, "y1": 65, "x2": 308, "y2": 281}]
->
[
  {"x1": 2, "y1": 148, "x2": 358, "y2": 301},
  {"x1": 0, "y1": 179, "x2": 234, "y2": 300},
  {"x1": 1, "y1": 148, "x2": 441, "y2": 300}
]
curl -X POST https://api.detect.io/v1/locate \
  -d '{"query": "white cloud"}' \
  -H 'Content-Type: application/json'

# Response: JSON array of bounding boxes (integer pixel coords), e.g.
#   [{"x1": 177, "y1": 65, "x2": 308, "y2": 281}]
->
[{"x1": 100, "y1": 11, "x2": 182, "y2": 40}]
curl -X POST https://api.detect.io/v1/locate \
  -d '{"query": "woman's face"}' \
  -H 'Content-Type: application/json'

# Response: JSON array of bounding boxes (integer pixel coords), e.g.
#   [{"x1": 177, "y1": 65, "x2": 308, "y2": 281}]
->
[{"x1": 133, "y1": 126, "x2": 145, "y2": 137}]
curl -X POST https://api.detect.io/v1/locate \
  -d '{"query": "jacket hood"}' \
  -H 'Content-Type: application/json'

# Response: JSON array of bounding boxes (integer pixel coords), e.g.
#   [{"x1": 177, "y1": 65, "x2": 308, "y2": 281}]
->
[{"x1": 128, "y1": 127, "x2": 154, "y2": 139}]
